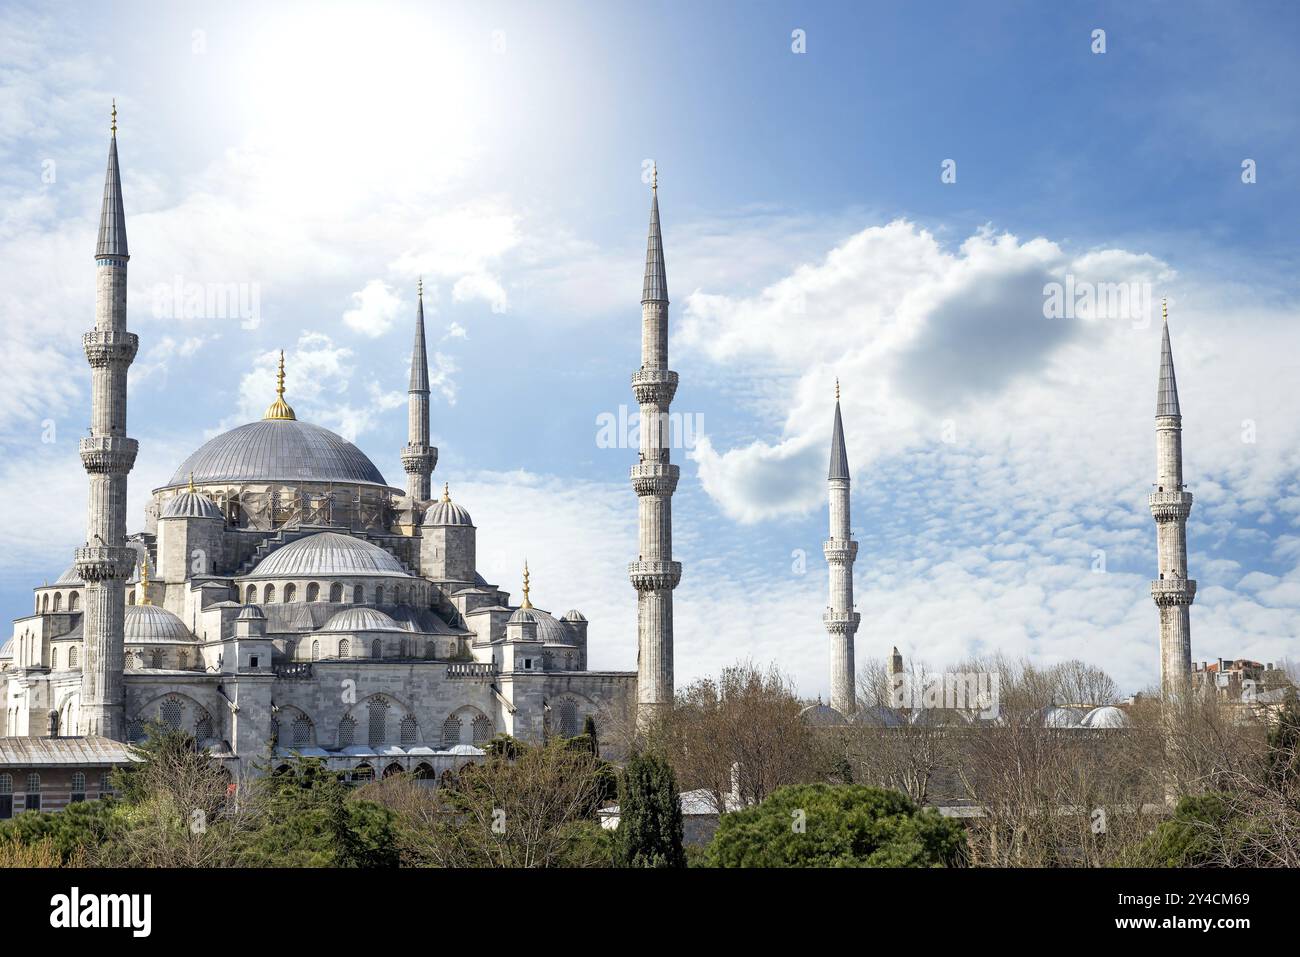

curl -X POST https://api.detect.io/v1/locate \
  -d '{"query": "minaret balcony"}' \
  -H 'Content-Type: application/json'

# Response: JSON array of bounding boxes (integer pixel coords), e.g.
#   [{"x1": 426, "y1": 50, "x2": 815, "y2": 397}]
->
[
  {"x1": 823, "y1": 610, "x2": 861, "y2": 634},
  {"x1": 401, "y1": 444, "x2": 438, "y2": 474},
  {"x1": 628, "y1": 560, "x2": 682, "y2": 592},
  {"x1": 74, "y1": 545, "x2": 137, "y2": 583},
  {"x1": 1148, "y1": 489, "x2": 1193, "y2": 522},
  {"x1": 79, "y1": 435, "x2": 138, "y2": 474},
  {"x1": 823, "y1": 539, "x2": 858, "y2": 562},
  {"x1": 630, "y1": 462, "x2": 680, "y2": 496},
  {"x1": 82, "y1": 329, "x2": 139, "y2": 368},
  {"x1": 1151, "y1": 578, "x2": 1197, "y2": 606},
  {"x1": 631, "y1": 368, "x2": 679, "y2": 406}
]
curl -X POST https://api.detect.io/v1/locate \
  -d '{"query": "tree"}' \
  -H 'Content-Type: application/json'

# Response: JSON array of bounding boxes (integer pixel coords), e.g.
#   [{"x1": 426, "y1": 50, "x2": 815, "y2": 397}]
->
[
  {"x1": 706, "y1": 783, "x2": 966, "y2": 867},
  {"x1": 0, "y1": 799, "x2": 116, "y2": 865},
  {"x1": 1123, "y1": 793, "x2": 1235, "y2": 867},
  {"x1": 613, "y1": 751, "x2": 685, "y2": 868}
]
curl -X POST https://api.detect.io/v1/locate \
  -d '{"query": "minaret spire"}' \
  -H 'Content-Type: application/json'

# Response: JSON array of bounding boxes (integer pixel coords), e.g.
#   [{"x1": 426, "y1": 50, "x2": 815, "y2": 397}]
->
[
  {"x1": 1149, "y1": 299, "x2": 1195, "y2": 696},
  {"x1": 823, "y1": 381, "x2": 859, "y2": 715},
  {"x1": 629, "y1": 169, "x2": 681, "y2": 729},
  {"x1": 400, "y1": 277, "x2": 437, "y2": 502},
  {"x1": 76, "y1": 107, "x2": 140, "y2": 738}
]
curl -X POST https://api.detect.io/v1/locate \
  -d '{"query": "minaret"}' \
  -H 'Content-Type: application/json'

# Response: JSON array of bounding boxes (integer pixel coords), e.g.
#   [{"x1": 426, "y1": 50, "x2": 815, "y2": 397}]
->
[
  {"x1": 76, "y1": 102, "x2": 139, "y2": 739},
  {"x1": 400, "y1": 278, "x2": 437, "y2": 502},
  {"x1": 629, "y1": 165, "x2": 681, "y2": 727},
  {"x1": 1149, "y1": 299, "x2": 1195, "y2": 697},
  {"x1": 823, "y1": 380, "x2": 860, "y2": 715}
]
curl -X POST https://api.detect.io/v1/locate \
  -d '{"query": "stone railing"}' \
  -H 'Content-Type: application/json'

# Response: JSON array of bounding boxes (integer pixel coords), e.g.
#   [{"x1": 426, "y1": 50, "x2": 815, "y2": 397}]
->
[
  {"x1": 1150, "y1": 579, "x2": 1197, "y2": 606},
  {"x1": 446, "y1": 662, "x2": 497, "y2": 679},
  {"x1": 273, "y1": 663, "x2": 314, "y2": 679},
  {"x1": 1148, "y1": 489, "x2": 1193, "y2": 522}
]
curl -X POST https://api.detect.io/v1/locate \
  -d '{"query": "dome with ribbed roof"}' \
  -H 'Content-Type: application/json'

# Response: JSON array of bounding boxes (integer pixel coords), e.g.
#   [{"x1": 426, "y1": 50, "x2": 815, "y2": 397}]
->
[
  {"x1": 247, "y1": 532, "x2": 409, "y2": 579},
  {"x1": 1080, "y1": 705, "x2": 1130, "y2": 729},
  {"x1": 124, "y1": 604, "x2": 196, "y2": 644},
  {"x1": 422, "y1": 484, "x2": 473, "y2": 526},
  {"x1": 162, "y1": 419, "x2": 388, "y2": 490},
  {"x1": 54, "y1": 564, "x2": 84, "y2": 586},
  {"x1": 161, "y1": 490, "x2": 223, "y2": 520},
  {"x1": 321, "y1": 607, "x2": 404, "y2": 632},
  {"x1": 561, "y1": 609, "x2": 587, "y2": 622},
  {"x1": 507, "y1": 606, "x2": 571, "y2": 644},
  {"x1": 236, "y1": 604, "x2": 267, "y2": 621}
]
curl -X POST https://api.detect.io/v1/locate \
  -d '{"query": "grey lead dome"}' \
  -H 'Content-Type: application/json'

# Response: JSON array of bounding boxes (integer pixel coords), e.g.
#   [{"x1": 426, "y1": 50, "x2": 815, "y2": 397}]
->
[
  {"x1": 247, "y1": 531, "x2": 410, "y2": 579},
  {"x1": 165, "y1": 419, "x2": 388, "y2": 489}
]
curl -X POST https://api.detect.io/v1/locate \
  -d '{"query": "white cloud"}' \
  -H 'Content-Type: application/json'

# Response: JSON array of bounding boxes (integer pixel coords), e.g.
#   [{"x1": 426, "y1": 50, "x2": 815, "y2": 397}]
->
[{"x1": 342, "y1": 280, "x2": 404, "y2": 338}]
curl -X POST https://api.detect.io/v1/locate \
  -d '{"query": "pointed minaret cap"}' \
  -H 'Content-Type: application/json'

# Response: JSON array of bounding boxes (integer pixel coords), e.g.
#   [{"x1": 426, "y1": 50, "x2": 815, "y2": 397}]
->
[
  {"x1": 641, "y1": 165, "x2": 668, "y2": 303},
  {"x1": 829, "y1": 381, "x2": 850, "y2": 481},
  {"x1": 96, "y1": 99, "x2": 129, "y2": 260},
  {"x1": 1156, "y1": 298, "x2": 1181, "y2": 418},
  {"x1": 409, "y1": 277, "x2": 430, "y2": 393}
]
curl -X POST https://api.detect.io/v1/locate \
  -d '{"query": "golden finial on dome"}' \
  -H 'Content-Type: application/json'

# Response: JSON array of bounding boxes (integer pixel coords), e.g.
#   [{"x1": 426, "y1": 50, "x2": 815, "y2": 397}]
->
[
  {"x1": 263, "y1": 350, "x2": 297, "y2": 420},
  {"x1": 111, "y1": 99, "x2": 117, "y2": 137},
  {"x1": 652, "y1": 161, "x2": 658, "y2": 191},
  {"x1": 835, "y1": 377, "x2": 840, "y2": 402},
  {"x1": 139, "y1": 558, "x2": 151, "y2": 605},
  {"x1": 521, "y1": 560, "x2": 533, "y2": 609},
  {"x1": 187, "y1": 472, "x2": 196, "y2": 494},
  {"x1": 441, "y1": 482, "x2": 451, "y2": 503}
]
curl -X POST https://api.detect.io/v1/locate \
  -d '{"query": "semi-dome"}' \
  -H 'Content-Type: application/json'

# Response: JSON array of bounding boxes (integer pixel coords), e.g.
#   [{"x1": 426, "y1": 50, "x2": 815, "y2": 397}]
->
[
  {"x1": 247, "y1": 532, "x2": 410, "y2": 579},
  {"x1": 422, "y1": 484, "x2": 473, "y2": 526},
  {"x1": 321, "y1": 607, "x2": 404, "y2": 632},
  {"x1": 1080, "y1": 705, "x2": 1130, "y2": 729},
  {"x1": 124, "y1": 604, "x2": 195, "y2": 644},
  {"x1": 54, "y1": 564, "x2": 84, "y2": 586},
  {"x1": 161, "y1": 489, "x2": 223, "y2": 521},
  {"x1": 235, "y1": 604, "x2": 267, "y2": 621},
  {"x1": 163, "y1": 419, "x2": 388, "y2": 489}
]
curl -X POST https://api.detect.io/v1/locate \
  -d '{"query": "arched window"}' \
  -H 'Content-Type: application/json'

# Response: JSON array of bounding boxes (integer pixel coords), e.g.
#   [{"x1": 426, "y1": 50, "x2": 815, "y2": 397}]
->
[
  {"x1": 371, "y1": 639, "x2": 381, "y2": 659},
  {"x1": 338, "y1": 638, "x2": 350, "y2": 658},
  {"x1": 413, "y1": 763, "x2": 433, "y2": 780},
  {"x1": 284, "y1": 583, "x2": 297, "y2": 602},
  {"x1": 151, "y1": 649, "x2": 164, "y2": 669},
  {"x1": 558, "y1": 698, "x2": 580, "y2": 737},
  {"x1": 53, "y1": 593, "x2": 62, "y2": 612},
  {"x1": 399, "y1": 638, "x2": 409, "y2": 658},
  {"x1": 98, "y1": 772, "x2": 113, "y2": 796},
  {"x1": 195, "y1": 711, "x2": 213, "y2": 740},
  {"x1": 51, "y1": 648, "x2": 59, "y2": 669},
  {"x1": 424, "y1": 641, "x2": 435, "y2": 660},
  {"x1": 160, "y1": 696, "x2": 184, "y2": 729},
  {"x1": 374, "y1": 585, "x2": 385, "y2": 605},
  {"x1": 41, "y1": 594, "x2": 49, "y2": 613},
  {"x1": 329, "y1": 583, "x2": 343, "y2": 602},
  {"x1": 25, "y1": 773, "x2": 40, "y2": 812},
  {"x1": 0, "y1": 773, "x2": 11, "y2": 820},
  {"x1": 400, "y1": 715, "x2": 418, "y2": 746},
  {"x1": 178, "y1": 650, "x2": 188, "y2": 670},
  {"x1": 383, "y1": 762, "x2": 404, "y2": 778},
  {"x1": 472, "y1": 714, "x2": 492, "y2": 745},
  {"x1": 70, "y1": 772, "x2": 86, "y2": 803},
  {"x1": 69, "y1": 645, "x2": 79, "y2": 667},
  {"x1": 368, "y1": 696, "x2": 389, "y2": 747},
  {"x1": 352, "y1": 584, "x2": 363, "y2": 603},
  {"x1": 292, "y1": 715, "x2": 313, "y2": 747},
  {"x1": 128, "y1": 720, "x2": 145, "y2": 742},
  {"x1": 127, "y1": 591, "x2": 136, "y2": 605},
  {"x1": 311, "y1": 640, "x2": 320, "y2": 661},
  {"x1": 352, "y1": 763, "x2": 374, "y2": 783},
  {"x1": 247, "y1": 584, "x2": 257, "y2": 603},
  {"x1": 338, "y1": 715, "x2": 356, "y2": 748},
  {"x1": 307, "y1": 582, "x2": 320, "y2": 602},
  {"x1": 264, "y1": 584, "x2": 276, "y2": 604},
  {"x1": 441, "y1": 714, "x2": 463, "y2": 748},
  {"x1": 69, "y1": 592, "x2": 80, "y2": 611}
]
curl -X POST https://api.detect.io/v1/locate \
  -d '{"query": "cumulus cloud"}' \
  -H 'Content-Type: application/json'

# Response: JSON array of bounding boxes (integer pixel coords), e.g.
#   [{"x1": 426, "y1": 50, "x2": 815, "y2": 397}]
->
[{"x1": 342, "y1": 280, "x2": 404, "y2": 337}]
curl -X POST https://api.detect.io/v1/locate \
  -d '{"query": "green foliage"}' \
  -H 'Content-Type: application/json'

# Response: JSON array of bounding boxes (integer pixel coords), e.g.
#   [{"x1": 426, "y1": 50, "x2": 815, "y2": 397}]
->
[
  {"x1": 1123, "y1": 793, "x2": 1234, "y2": 867},
  {"x1": 706, "y1": 783, "x2": 966, "y2": 868},
  {"x1": 0, "y1": 799, "x2": 119, "y2": 865},
  {"x1": 1266, "y1": 691, "x2": 1300, "y2": 790},
  {"x1": 482, "y1": 734, "x2": 530, "y2": 759},
  {"x1": 554, "y1": 820, "x2": 616, "y2": 867},
  {"x1": 613, "y1": 751, "x2": 685, "y2": 868},
  {"x1": 237, "y1": 757, "x2": 398, "y2": 867}
]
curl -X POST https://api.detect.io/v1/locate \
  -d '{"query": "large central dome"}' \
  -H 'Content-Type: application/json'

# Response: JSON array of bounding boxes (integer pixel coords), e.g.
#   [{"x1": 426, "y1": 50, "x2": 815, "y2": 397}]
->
[{"x1": 164, "y1": 419, "x2": 389, "y2": 490}]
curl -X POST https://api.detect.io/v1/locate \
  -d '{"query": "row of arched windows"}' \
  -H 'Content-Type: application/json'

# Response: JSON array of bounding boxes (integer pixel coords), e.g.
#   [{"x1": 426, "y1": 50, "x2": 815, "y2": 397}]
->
[
  {"x1": 48, "y1": 645, "x2": 80, "y2": 670},
  {"x1": 307, "y1": 637, "x2": 443, "y2": 661},
  {"x1": 37, "y1": 591, "x2": 81, "y2": 614},
  {"x1": 316, "y1": 700, "x2": 491, "y2": 750},
  {"x1": 244, "y1": 581, "x2": 422, "y2": 606}
]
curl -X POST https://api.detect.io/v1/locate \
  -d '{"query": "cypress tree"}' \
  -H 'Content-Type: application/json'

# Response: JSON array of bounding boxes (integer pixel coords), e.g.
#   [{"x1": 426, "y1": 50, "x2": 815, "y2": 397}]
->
[{"x1": 614, "y1": 751, "x2": 685, "y2": 868}]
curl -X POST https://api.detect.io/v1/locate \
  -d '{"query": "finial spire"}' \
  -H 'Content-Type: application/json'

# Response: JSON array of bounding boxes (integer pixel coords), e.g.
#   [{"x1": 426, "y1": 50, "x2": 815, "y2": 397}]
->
[
  {"x1": 1162, "y1": 297, "x2": 1168, "y2": 324},
  {"x1": 652, "y1": 161, "x2": 658, "y2": 191},
  {"x1": 1156, "y1": 300, "x2": 1181, "y2": 418},
  {"x1": 263, "y1": 350, "x2": 297, "y2": 420},
  {"x1": 95, "y1": 106, "x2": 129, "y2": 260},
  {"x1": 521, "y1": 560, "x2": 533, "y2": 609},
  {"x1": 417, "y1": 275, "x2": 423, "y2": 300},
  {"x1": 829, "y1": 391, "x2": 850, "y2": 481},
  {"x1": 441, "y1": 482, "x2": 450, "y2": 503},
  {"x1": 111, "y1": 98, "x2": 117, "y2": 136},
  {"x1": 188, "y1": 472, "x2": 195, "y2": 493},
  {"x1": 641, "y1": 169, "x2": 668, "y2": 303},
  {"x1": 835, "y1": 377, "x2": 840, "y2": 402}
]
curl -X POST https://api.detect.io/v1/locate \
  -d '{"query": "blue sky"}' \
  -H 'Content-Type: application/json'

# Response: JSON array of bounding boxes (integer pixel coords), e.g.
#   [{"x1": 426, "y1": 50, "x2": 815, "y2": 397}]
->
[{"x1": 2, "y1": 0, "x2": 1299, "y2": 697}]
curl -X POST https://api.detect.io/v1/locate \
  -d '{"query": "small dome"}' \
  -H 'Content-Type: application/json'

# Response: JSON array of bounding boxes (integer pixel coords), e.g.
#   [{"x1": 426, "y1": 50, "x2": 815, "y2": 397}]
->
[
  {"x1": 162, "y1": 490, "x2": 223, "y2": 521},
  {"x1": 0, "y1": 638, "x2": 13, "y2": 660},
  {"x1": 561, "y1": 609, "x2": 587, "y2": 622},
  {"x1": 247, "y1": 532, "x2": 409, "y2": 579},
  {"x1": 446, "y1": 744, "x2": 485, "y2": 756},
  {"x1": 124, "y1": 604, "x2": 195, "y2": 644},
  {"x1": 1041, "y1": 705, "x2": 1085, "y2": 728},
  {"x1": 1081, "y1": 705, "x2": 1130, "y2": 729},
  {"x1": 422, "y1": 486, "x2": 473, "y2": 527},
  {"x1": 507, "y1": 606, "x2": 570, "y2": 644},
  {"x1": 321, "y1": 607, "x2": 404, "y2": 632},
  {"x1": 508, "y1": 606, "x2": 542, "y2": 626},
  {"x1": 800, "y1": 703, "x2": 846, "y2": 726},
  {"x1": 236, "y1": 604, "x2": 267, "y2": 621},
  {"x1": 856, "y1": 705, "x2": 905, "y2": 728},
  {"x1": 54, "y1": 564, "x2": 85, "y2": 586}
]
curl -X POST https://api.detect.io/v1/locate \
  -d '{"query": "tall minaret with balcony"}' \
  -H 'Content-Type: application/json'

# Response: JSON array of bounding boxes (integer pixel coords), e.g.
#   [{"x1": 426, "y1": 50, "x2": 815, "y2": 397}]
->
[
  {"x1": 401, "y1": 278, "x2": 437, "y2": 502},
  {"x1": 76, "y1": 102, "x2": 139, "y2": 738},
  {"x1": 1149, "y1": 300, "x2": 1195, "y2": 696},
  {"x1": 629, "y1": 166, "x2": 681, "y2": 726},
  {"x1": 824, "y1": 381, "x2": 860, "y2": 716}
]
